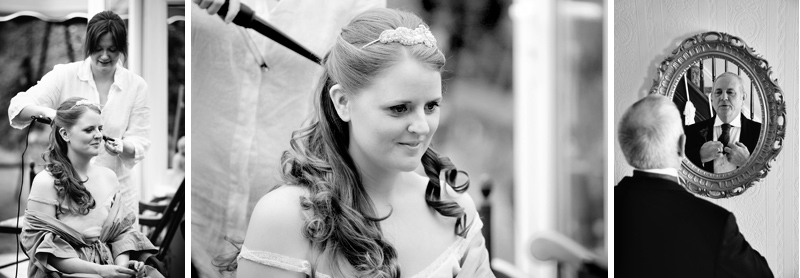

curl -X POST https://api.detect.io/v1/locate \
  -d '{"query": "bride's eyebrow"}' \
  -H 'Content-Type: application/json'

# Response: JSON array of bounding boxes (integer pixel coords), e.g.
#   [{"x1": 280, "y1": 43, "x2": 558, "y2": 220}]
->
[
  {"x1": 386, "y1": 100, "x2": 412, "y2": 105},
  {"x1": 384, "y1": 96, "x2": 443, "y2": 104}
]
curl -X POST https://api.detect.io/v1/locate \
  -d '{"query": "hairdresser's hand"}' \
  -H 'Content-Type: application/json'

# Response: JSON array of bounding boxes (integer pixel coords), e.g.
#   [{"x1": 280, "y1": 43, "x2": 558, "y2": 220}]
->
[
  {"x1": 127, "y1": 260, "x2": 145, "y2": 278},
  {"x1": 96, "y1": 264, "x2": 136, "y2": 278},
  {"x1": 44, "y1": 108, "x2": 56, "y2": 122},
  {"x1": 193, "y1": 0, "x2": 239, "y2": 24},
  {"x1": 104, "y1": 137, "x2": 123, "y2": 156},
  {"x1": 30, "y1": 107, "x2": 56, "y2": 123}
]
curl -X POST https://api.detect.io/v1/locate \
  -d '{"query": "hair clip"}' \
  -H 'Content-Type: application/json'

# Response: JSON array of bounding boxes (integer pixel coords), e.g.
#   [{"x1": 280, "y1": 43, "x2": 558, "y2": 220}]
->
[
  {"x1": 361, "y1": 24, "x2": 437, "y2": 49},
  {"x1": 71, "y1": 99, "x2": 101, "y2": 110}
]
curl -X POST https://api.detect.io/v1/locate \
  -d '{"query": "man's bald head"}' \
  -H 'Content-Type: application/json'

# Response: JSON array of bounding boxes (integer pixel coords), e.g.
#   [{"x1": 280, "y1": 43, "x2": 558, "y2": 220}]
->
[{"x1": 618, "y1": 95, "x2": 686, "y2": 169}]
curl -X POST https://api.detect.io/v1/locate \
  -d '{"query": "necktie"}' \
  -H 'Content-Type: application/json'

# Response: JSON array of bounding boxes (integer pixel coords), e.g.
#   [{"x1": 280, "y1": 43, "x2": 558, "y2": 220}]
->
[{"x1": 718, "y1": 123, "x2": 731, "y2": 147}]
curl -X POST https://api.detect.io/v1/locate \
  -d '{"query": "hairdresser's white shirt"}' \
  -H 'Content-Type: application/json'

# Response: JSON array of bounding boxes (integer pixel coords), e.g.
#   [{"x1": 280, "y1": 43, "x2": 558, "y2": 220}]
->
[{"x1": 8, "y1": 57, "x2": 150, "y2": 214}]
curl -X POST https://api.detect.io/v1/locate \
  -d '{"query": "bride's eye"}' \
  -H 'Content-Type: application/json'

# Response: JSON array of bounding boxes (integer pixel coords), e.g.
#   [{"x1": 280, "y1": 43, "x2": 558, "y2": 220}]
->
[
  {"x1": 425, "y1": 102, "x2": 440, "y2": 113},
  {"x1": 389, "y1": 105, "x2": 408, "y2": 114}
]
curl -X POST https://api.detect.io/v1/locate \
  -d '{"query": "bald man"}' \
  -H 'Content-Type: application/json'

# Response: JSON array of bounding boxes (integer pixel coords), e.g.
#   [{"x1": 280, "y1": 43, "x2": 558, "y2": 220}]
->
[
  {"x1": 685, "y1": 73, "x2": 761, "y2": 173},
  {"x1": 616, "y1": 95, "x2": 771, "y2": 278}
]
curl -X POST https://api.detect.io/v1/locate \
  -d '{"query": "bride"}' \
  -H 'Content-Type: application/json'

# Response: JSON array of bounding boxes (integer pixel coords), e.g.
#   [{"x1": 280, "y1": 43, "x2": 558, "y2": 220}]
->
[
  {"x1": 234, "y1": 8, "x2": 494, "y2": 278},
  {"x1": 22, "y1": 97, "x2": 162, "y2": 278}
]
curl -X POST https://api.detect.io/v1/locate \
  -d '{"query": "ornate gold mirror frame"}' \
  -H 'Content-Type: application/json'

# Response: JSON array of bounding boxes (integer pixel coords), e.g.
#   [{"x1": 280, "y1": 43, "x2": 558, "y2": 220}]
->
[{"x1": 650, "y1": 32, "x2": 786, "y2": 198}]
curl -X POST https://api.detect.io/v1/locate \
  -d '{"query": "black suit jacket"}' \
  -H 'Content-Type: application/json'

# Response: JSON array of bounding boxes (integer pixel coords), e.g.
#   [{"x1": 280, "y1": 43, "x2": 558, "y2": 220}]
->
[
  {"x1": 685, "y1": 114, "x2": 761, "y2": 172},
  {"x1": 615, "y1": 171, "x2": 772, "y2": 278}
]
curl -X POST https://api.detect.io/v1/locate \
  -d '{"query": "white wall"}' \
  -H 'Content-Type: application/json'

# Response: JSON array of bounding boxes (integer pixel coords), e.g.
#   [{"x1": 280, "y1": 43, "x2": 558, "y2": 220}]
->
[{"x1": 614, "y1": 0, "x2": 798, "y2": 276}]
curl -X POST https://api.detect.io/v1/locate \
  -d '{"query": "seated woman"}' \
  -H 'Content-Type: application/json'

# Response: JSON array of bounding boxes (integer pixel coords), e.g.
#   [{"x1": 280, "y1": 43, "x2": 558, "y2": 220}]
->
[{"x1": 22, "y1": 97, "x2": 162, "y2": 278}]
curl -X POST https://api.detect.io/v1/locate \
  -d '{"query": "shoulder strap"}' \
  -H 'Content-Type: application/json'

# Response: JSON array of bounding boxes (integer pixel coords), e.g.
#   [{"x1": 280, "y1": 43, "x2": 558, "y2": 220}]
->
[
  {"x1": 28, "y1": 196, "x2": 59, "y2": 206},
  {"x1": 238, "y1": 245, "x2": 331, "y2": 278}
]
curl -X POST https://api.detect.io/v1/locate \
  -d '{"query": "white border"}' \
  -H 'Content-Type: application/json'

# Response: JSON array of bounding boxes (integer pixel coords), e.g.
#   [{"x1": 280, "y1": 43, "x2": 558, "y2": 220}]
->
[{"x1": 605, "y1": 0, "x2": 614, "y2": 276}]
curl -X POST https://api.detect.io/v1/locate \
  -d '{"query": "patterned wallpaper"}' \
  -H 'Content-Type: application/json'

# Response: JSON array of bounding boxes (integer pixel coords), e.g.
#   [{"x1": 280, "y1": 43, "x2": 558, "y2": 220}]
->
[{"x1": 614, "y1": 0, "x2": 799, "y2": 276}]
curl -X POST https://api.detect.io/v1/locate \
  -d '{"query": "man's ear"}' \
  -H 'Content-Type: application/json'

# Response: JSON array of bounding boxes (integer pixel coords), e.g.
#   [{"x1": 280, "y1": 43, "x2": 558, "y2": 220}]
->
[
  {"x1": 329, "y1": 84, "x2": 351, "y2": 122},
  {"x1": 59, "y1": 127, "x2": 69, "y2": 142},
  {"x1": 677, "y1": 133, "x2": 686, "y2": 159}
]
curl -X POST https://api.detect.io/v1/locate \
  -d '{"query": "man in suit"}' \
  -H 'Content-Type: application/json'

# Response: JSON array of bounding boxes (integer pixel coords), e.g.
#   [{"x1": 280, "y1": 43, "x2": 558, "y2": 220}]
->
[
  {"x1": 685, "y1": 72, "x2": 761, "y2": 173},
  {"x1": 616, "y1": 95, "x2": 772, "y2": 277}
]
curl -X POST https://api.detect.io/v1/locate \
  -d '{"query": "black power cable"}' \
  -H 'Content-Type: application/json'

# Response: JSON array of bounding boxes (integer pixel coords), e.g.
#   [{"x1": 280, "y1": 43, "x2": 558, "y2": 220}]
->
[{"x1": 15, "y1": 115, "x2": 51, "y2": 278}]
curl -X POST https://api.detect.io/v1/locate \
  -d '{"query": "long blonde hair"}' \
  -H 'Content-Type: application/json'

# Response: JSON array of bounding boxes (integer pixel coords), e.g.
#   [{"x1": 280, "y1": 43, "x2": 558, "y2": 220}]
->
[{"x1": 42, "y1": 97, "x2": 101, "y2": 216}]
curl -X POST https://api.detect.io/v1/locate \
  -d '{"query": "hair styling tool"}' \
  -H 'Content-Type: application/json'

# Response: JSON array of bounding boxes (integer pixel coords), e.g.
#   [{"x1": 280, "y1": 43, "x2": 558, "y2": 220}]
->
[{"x1": 216, "y1": 0, "x2": 322, "y2": 65}]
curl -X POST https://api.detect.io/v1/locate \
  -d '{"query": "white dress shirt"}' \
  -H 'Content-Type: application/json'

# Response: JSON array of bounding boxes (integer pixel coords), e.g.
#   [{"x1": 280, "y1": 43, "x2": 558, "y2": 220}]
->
[
  {"x1": 8, "y1": 58, "x2": 150, "y2": 214},
  {"x1": 712, "y1": 114, "x2": 741, "y2": 173},
  {"x1": 639, "y1": 168, "x2": 680, "y2": 179}
]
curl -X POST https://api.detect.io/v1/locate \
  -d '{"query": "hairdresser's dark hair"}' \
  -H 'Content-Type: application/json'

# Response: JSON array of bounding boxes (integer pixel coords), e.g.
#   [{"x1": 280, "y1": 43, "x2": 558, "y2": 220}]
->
[
  {"x1": 279, "y1": 8, "x2": 470, "y2": 277},
  {"x1": 42, "y1": 97, "x2": 101, "y2": 215},
  {"x1": 84, "y1": 11, "x2": 127, "y2": 60}
]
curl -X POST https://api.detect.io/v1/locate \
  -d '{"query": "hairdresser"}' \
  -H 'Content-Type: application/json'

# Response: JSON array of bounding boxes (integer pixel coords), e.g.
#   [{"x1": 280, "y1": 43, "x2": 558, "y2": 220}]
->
[{"x1": 8, "y1": 10, "x2": 150, "y2": 219}]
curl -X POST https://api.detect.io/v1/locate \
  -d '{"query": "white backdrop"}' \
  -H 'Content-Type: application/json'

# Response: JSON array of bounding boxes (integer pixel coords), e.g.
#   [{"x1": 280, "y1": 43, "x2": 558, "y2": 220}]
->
[{"x1": 614, "y1": 0, "x2": 799, "y2": 276}]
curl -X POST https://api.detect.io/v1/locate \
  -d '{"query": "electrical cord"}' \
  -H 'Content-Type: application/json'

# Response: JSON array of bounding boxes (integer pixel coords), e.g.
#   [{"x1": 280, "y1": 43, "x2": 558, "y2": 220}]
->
[{"x1": 16, "y1": 116, "x2": 50, "y2": 278}]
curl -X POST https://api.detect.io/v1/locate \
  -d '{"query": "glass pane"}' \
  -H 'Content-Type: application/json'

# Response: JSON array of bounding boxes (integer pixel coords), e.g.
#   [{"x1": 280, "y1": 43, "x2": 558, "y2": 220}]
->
[
  {"x1": 555, "y1": 0, "x2": 606, "y2": 276},
  {"x1": 167, "y1": 7, "x2": 185, "y2": 169}
]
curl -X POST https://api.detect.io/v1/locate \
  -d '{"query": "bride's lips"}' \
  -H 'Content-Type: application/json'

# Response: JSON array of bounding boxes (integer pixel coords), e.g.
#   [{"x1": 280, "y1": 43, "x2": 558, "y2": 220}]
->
[{"x1": 398, "y1": 141, "x2": 423, "y2": 148}]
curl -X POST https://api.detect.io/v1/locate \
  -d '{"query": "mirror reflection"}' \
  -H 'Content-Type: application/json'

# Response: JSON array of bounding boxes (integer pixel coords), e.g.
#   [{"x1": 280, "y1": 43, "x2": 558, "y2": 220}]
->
[{"x1": 672, "y1": 58, "x2": 763, "y2": 174}]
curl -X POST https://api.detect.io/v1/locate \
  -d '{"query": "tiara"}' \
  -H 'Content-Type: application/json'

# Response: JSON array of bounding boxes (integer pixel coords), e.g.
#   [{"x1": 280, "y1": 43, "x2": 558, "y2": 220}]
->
[
  {"x1": 71, "y1": 99, "x2": 101, "y2": 110},
  {"x1": 361, "y1": 24, "x2": 437, "y2": 49}
]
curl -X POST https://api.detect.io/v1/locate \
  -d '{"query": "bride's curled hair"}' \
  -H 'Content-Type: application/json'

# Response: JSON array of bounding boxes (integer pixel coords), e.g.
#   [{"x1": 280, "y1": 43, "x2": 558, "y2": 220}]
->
[
  {"x1": 42, "y1": 97, "x2": 99, "y2": 216},
  {"x1": 280, "y1": 8, "x2": 471, "y2": 278}
]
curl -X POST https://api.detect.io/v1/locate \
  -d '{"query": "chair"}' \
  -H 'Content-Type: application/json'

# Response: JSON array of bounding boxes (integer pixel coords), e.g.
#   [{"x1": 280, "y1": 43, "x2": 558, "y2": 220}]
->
[
  {"x1": 139, "y1": 180, "x2": 184, "y2": 245},
  {"x1": 529, "y1": 231, "x2": 607, "y2": 278},
  {"x1": 140, "y1": 180, "x2": 185, "y2": 278},
  {"x1": 0, "y1": 162, "x2": 37, "y2": 271},
  {"x1": 490, "y1": 231, "x2": 607, "y2": 278}
]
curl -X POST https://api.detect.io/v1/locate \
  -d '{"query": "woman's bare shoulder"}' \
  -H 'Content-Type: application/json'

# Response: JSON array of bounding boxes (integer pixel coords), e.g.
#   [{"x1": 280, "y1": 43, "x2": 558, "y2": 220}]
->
[
  {"x1": 94, "y1": 165, "x2": 117, "y2": 179},
  {"x1": 93, "y1": 165, "x2": 121, "y2": 189},
  {"x1": 29, "y1": 170, "x2": 58, "y2": 199},
  {"x1": 243, "y1": 185, "x2": 313, "y2": 258},
  {"x1": 254, "y1": 185, "x2": 310, "y2": 214}
]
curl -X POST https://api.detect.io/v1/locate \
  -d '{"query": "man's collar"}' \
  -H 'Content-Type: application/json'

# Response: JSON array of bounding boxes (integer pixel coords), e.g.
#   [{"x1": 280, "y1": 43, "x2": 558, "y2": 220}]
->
[
  {"x1": 633, "y1": 168, "x2": 681, "y2": 185},
  {"x1": 714, "y1": 113, "x2": 741, "y2": 127},
  {"x1": 636, "y1": 168, "x2": 679, "y2": 178}
]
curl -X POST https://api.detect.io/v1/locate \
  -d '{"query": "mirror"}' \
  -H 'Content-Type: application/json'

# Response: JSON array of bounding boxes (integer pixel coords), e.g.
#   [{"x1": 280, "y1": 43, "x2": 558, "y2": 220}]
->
[
  {"x1": 674, "y1": 58, "x2": 764, "y2": 173},
  {"x1": 650, "y1": 32, "x2": 786, "y2": 198}
]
